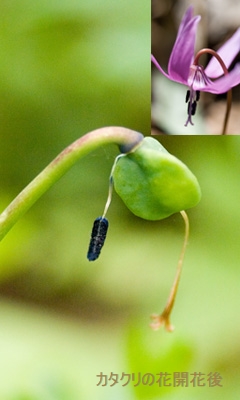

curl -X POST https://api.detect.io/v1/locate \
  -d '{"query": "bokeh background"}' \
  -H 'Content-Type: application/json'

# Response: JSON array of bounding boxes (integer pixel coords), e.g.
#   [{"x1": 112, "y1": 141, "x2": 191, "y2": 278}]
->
[
  {"x1": 152, "y1": 0, "x2": 240, "y2": 134},
  {"x1": 1, "y1": 1, "x2": 240, "y2": 400}
]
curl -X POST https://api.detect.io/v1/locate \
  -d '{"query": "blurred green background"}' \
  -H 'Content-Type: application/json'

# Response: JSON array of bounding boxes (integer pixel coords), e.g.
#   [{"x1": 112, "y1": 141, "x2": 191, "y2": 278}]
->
[{"x1": 1, "y1": 1, "x2": 240, "y2": 399}]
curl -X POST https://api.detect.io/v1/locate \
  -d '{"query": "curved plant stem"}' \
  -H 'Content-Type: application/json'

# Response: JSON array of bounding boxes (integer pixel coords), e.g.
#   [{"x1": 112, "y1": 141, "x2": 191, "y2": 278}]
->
[
  {"x1": 102, "y1": 153, "x2": 125, "y2": 218},
  {"x1": 150, "y1": 210, "x2": 189, "y2": 332},
  {"x1": 194, "y1": 48, "x2": 232, "y2": 135},
  {"x1": 0, "y1": 126, "x2": 143, "y2": 241}
]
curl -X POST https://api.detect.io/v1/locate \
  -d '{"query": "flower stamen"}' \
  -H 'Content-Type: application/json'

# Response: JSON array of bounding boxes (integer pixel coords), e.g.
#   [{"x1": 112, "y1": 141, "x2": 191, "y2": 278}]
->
[
  {"x1": 185, "y1": 89, "x2": 200, "y2": 126},
  {"x1": 185, "y1": 65, "x2": 207, "y2": 126}
]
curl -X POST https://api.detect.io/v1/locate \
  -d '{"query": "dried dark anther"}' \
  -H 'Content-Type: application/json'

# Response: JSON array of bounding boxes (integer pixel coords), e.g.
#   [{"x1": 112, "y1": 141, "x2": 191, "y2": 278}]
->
[
  {"x1": 196, "y1": 90, "x2": 200, "y2": 102},
  {"x1": 87, "y1": 217, "x2": 109, "y2": 261},
  {"x1": 185, "y1": 90, "x2": 190, "y2": 103}
]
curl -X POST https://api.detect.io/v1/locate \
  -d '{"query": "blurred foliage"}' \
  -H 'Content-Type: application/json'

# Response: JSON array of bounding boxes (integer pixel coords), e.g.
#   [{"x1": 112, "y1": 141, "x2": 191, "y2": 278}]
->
[
  {"x1": 0, "y1": 0, "x2": 150, "y2": 189},
  {"x1": 0, "y1": 1, "x2": 240, "y2": 400}
]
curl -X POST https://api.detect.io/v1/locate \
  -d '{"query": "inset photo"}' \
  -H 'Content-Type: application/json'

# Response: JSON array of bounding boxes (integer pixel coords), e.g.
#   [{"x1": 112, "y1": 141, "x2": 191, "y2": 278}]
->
[{"x1": 152, "y1": 0, "x2": 240, "y2": 134}]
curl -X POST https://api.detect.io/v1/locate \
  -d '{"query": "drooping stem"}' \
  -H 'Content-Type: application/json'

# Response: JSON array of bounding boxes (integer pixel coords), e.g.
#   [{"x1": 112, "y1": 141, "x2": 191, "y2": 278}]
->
[
  {"x1": 0, "y1": 127, "x2": 143, "y2": 241},
  {"x1": 150, "y1": 210, "x2": 189, "y2": 332},
  {"x1": 102, "y1": 153, "x2": 126, "y2": 219},
  {"x1": 194, "y1": 48, "x2": 232, "y2": 135}
]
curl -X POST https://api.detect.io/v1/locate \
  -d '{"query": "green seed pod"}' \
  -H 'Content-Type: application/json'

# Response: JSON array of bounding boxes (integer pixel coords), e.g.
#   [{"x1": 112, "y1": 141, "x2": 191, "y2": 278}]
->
[{"x1": 113, "y1": 137, "x2": 201, "y2": 220}]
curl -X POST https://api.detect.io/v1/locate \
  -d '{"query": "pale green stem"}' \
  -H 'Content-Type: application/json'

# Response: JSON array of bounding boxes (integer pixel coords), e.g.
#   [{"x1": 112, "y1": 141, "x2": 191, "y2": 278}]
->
[
  {"x1": 150, "y1": 210, "x2": 189, "y2": 332},
  {"x1": 0, "y1": 126, "x2": 143, "y2": 241}
]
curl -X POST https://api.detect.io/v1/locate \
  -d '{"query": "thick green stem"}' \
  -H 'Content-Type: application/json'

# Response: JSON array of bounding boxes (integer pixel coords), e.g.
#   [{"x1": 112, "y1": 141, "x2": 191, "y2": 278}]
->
[{"x1": 0, "y1": 126, "x2": 143, "y2": 241}]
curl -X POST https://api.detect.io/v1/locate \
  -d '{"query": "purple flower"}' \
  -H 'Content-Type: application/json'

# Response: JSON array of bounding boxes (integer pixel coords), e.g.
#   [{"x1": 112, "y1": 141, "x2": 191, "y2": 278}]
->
[{"x1": 152, "y1": 6, "x2": 240, "y2": 126}]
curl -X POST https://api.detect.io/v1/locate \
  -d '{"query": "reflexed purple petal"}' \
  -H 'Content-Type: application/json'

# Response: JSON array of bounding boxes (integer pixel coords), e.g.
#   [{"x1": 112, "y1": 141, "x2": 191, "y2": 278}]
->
[
  {"x1": 177, "y1": 5, "x2": 194, "y2": 37},
  {"x1": 168, "y1": 13, "x2": 201, "y2": 83},
  {"x1": 152, "y1": 6, "x2": 240, "y2": 99},
  {"x1": 201, "y1": 63, "x2": 240, "y2": 94},
  {"x1": 151, "y1": 54, "x2": 171, "y2": 80},
  {"x1": 205, "y1": 28, "x2": 240, "y2": 78}
]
